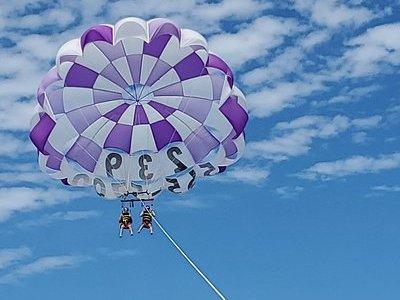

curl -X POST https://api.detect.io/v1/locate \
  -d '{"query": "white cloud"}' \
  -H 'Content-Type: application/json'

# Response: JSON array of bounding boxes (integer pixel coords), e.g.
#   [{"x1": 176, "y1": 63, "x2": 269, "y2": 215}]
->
[
  {"x1": 243, "y1": 21, "x2": 399, "y2": 118},
  {"x1": 241, "y1": 47, "x2": 303, "y2": 86},
  {"x1": 162, "y1": 196, "x2": 211, "y2": 210},
  {"x1": 294, "y1": 0, "x2": 374, "y2": 28},
  {"x1": 388, "y1": 105, "x2": 400, "y2": 113},
  {"x1": 247, "y1": 79, "x2": 323, "y2": 117},
  {"x1": 0, "y1": 187, "x2": 87, "y2": 222},
  {"x1": 0, "y1": 162, "x2": 37, "y2": 172},
  {"x1": 351, "y1": 115, "x2": 382, "y2": 129},
  {"x1": 275, "y1": 186, "x2": 304, "y2": 198},
  {"x1": 241, "y1": 30, "x2": 330, "y2": 87},
  {"x1": 5, "y1": 7, "x2": 76, "y2": 32},
  {"x1": 372, "y1": 185, "x2": 400, "y2": 192},
  {"x1": 299, "y1": 30, "x2": 331, "y2": 50},
  {"x1": 351, "y1": 131, "x2": 368, "y2": 144},
  {"x1": 0, "y1": 172, "x2": 47, "y2": 185},
  {"x1": 0, "y1": 162, "x2": 52, "y2": 187},
  {"x1": 99, "y1": 248, "x2": 139, "y2": 259},
  {"x1": 0, "y1": 133, "x2": 34, "y2": 157},
  {"x1": 315, "y1": 84, "x2": 381, "y2": 106},
  {"x1": 17, "y1": 34, "x2": 61, "y2": 61},
  {"x1": 23, "y1": 210, "x2": 102, "y2": 227},
  {"x1": 247, "y1": 114, "x2": 382, "y2": 161},
  {"x1": 0, "y1": 100, "x2": 36, "y2": 131},
  {"x1": 193, "y1": 0, "x2": 271, "y2": 23},
  {"x1": 0, "y1": 247, "x2": 31, "y2": 270},
  {"x1": 209, "y1": 16, "x2": 299, "y2": 68},
  {"x1": 246, "y1": 115, "x2": 349, "y2": 161},
  {"x1": 340, "y1": 23, "x2": 400, "y2": 77},
  {"x1": 106, "y1": 0, "x2": 269, "y2": 34},
  {"x1": 0, "y1": 255, "x2": 88, "y2": 284},
  {"x1": 297, "y1": 152, "x2": 400, "y2": 180},
  {"x1": 224, "y1": 166, "x2": 270, "y2": 185}
]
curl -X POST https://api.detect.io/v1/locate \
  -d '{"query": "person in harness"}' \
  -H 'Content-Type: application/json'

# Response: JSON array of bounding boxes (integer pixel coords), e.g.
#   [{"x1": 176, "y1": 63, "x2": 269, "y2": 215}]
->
[
  {"x1": 138, "y1": 205, "x2": 155, "y2": 234},
  {"x1": 119, "y1": 207, "x2": 134, "y2": 238}
]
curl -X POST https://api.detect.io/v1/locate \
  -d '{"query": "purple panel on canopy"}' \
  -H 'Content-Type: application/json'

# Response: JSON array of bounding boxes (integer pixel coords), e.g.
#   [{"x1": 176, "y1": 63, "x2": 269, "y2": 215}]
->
[
  {"x1": 207, "y1": 54, "x2": 233, "y2": 87},
  {"x1": 127, "y1": 55, "x2": 142, "y2": 84},
  {"x1": 67, "y1": 106, "x2": 101, "y2": 133},
  {"x1": 222, "y1": 130, "x2": 238, "y2": 157},
  {"x1": 81, "y1": 25, "x2": 113, "y2": 50},
  {"x1": 143, "y1": 35, "x2": 171, "y2": 58},
  {"x1": 37, "y1": 93, "x2": 45, "y2": 107},
  {"x1": 77, "y1": 136, "x2": 102, "y2": 160},
  {"x1": 46, "y1": 155, "x2": 61, "y2": 170},
  {"x1": 66, "y1": 145, "x2": 95, "y2": 172},
  {"x1": 67, "y1": 110, "x2": 89, "y2": 133},
  {"x1": 30, "y1": 113, "x2": 56, "y2": 154},
  {"x1": 148, "y1": 101, "x2": 175, "y2": 118},
  {"x1": 200, "y1": 68, "x2": 209, "y2": 76},
  {"x1": 174, "y1": 53, "x2": 205, "y2": 80},
  {"x1": 149, "y1": 18, "x2": 181, "y2": 40},
  {"x1": 150, "y1": 120, "x2": 182, "y2": 150},
  {"x1": 93, "y1": 90, "x2": 122, "y2": 103},
  {"x1": 185, "y1": 126, "x2": 219, "y2": 163},
  {"x1": 223, "y1": 141, "x2": 237, "y2": 157},
  {"x1": 45, "y1": 81, "x2": 63, "y2": 95},
  {"x1": 44, "y1": 143, "x2": 63, "y2": 170},
  {"x1": 80, "y1": 105, "x2": 102, "y2": 124},
  {"x1": 210, "y1": 75, "x2": 225, "y2": 100},
  {"x1": 101, "y1": 63, "x2": 129, "y2": 89},
  {"x1": 94, "y1": 41, "x2": 125, "y2": 61},
  {"x1": 153, "y1": 82, "x2": 183, "y2": 96},
  {"x1": 48, "y1": 89, "x2": 65, "y2": 114},
  {"x1": 37, "y1": 69, "x2": 61, "y2": 106},
  {"x1": 134, "y1": 105, "x2": 149, "y2": 125},
  {"x1": 179, "y1": 98, "x2": 212, "y2": 123},
  {"x1": 65, "y1": 64, "x2": 98, "y2": 88},
  {"x1": 39, "y1": 68, "x2": 61, "y2": 92},
  {"x1": 145, "y1": 59, "x2": 171, "y2": 86},
  {"x1": 219, "y1": 96, "x2": 248, "y2": 138},
  {"x1": 104, "y1": 103, "x2": 129, "y2": 122},
  {"x1": 190, "y1": 45, "x2": 204, "y2": 51},
  {"x1": 66, "y1": 136, "x2": 102, "y2": 172},
  {"x1": 104, "y1": 124, "x2": 132, "y2": 153},
  {"x1": 59, "y1": 55, "x2": 77, "y2": 64}
]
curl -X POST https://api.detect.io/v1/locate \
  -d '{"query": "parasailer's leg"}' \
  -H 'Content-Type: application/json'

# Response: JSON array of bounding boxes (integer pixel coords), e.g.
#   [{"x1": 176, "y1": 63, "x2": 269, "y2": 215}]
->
[
  {"x1": 128, "y1": 224, "x2": 134, "y2": 236},
  {"x1": 138, "y1": 224, "x2": 144, "y2": 233},
  {"x1": 149, "y1": 224, "x2": 153, "y2": 235},
  {"x1": 119, "y1": 226, "x2": 123, "y2": 238}
]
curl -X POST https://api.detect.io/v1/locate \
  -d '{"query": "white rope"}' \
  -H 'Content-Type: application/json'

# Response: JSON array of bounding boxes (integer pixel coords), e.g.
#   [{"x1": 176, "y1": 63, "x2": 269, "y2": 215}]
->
[{"x1": 139, "y1": 199, "x2": 227, "y2": 300}]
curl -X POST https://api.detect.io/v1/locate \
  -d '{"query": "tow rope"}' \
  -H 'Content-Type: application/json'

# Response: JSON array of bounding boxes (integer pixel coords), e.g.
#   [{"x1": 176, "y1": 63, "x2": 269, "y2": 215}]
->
[{"x1": 139, "y1": 199, "x2": 227, "y2": 300}]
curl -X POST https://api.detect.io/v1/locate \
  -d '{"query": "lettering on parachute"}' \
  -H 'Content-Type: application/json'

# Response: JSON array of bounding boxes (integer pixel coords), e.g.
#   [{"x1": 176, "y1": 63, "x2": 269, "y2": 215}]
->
[{"x1": 71, "y1": 146, "x2": 217, "y2": 197}]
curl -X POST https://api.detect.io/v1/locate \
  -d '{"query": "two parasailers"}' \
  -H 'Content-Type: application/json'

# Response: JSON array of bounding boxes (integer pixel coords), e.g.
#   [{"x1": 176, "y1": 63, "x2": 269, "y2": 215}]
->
[{"x1": 119, "y1": 205, "x2": 155, "y2": 238}]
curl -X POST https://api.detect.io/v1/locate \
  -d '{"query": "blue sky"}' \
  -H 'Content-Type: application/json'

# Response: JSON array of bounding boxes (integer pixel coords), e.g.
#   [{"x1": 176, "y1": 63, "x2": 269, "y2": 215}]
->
[{"x1": 1, "y1": 0, "x2": 400, "y2": 299}]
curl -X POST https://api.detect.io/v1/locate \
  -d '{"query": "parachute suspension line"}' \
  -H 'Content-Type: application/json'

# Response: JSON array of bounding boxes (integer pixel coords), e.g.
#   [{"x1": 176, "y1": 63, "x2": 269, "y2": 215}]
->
[{"x1": 138, "y1": 199, "x2": 226, "y2": 300}]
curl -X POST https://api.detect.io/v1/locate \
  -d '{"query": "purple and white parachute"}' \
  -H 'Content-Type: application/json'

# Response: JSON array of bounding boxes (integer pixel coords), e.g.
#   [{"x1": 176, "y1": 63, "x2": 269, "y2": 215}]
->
[{"x1": 29, "y1": 17, "x2": 248, "y2": 200}]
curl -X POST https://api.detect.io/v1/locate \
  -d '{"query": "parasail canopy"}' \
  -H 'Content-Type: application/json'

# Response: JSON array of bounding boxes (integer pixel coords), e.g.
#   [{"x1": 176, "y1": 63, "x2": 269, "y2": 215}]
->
[{"x1": 29, "y1": 17, "x2": 248, "y2": 200}]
